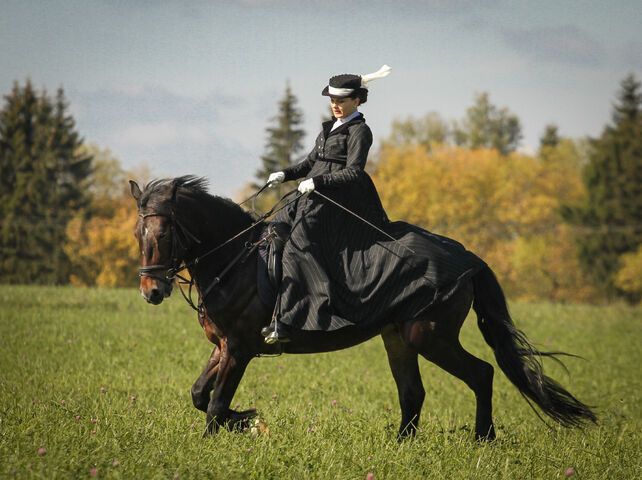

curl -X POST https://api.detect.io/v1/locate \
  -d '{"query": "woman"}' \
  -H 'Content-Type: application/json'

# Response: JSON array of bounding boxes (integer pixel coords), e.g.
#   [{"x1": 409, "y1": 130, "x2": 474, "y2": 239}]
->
[
  {"x1": 261, "y1": 66, "x2": 392, "y2": 343},
  {"x1": 263, "y1": 66, "x2": 485, "y2": 344}
]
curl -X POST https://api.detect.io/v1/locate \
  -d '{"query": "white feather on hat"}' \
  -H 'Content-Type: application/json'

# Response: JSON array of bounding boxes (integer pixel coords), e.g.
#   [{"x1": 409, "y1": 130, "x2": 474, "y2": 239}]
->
[{"x1": 360, "y1": 65, "x2": 392, "y2": 89}]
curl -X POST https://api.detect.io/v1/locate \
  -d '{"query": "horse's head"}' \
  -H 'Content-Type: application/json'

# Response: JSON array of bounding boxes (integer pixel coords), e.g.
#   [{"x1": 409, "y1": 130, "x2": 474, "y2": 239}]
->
[
  {"x1": 130, "y1": 179, "x2": 180, "y2": 304},
  {"x1": 130, "y1": 175, "x2": 255, "y2": 306}
]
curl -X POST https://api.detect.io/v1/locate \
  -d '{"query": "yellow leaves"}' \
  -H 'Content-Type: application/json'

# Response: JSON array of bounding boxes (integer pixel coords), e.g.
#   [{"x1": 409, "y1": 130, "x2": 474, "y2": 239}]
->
[
  {"x1": 614, "y1": 245, "x2": 642, "y2": 300},
  {"x1": 372, "y1": 144, "x2": 598, "y2": 302},
  {"x1": 65, "y1": 197, "x2": 139, "y2": 287}
]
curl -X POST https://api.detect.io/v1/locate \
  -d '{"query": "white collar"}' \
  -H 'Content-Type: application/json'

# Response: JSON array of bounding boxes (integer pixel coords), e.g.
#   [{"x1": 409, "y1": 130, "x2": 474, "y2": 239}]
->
[{"x1": 331, "y1": 110, "x2": 361, "y2": 131}]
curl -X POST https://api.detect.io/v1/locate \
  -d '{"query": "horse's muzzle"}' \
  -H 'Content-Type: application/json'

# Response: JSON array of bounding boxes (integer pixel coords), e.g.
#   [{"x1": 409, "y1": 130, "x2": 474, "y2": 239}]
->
[{"x1": 140, "y1": 277, "x2": 173, "y2": 305}]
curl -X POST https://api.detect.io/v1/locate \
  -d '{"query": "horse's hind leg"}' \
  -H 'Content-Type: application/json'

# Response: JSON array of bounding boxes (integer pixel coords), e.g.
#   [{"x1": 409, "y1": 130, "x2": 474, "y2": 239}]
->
[
  {"x1": 422, "y1": 337, "x2": 495, "y2": 440},
  {"x1": 406, "y1": 320, "x2": 495, "y2": 440},
  {"x1": 402, "y1": 287, "x2": 496, "y2": 441},
  {"x1": 381, "y1": 324, "x2": 425, "y2": 439}
]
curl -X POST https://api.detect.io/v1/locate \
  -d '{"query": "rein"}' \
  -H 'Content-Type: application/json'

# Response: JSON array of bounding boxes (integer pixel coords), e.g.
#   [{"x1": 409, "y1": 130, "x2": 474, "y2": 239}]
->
[
  {"x1": 312, "y1": 190, "x2": 416, "y2": 255},
  {"x1": 139, "y1": 179, "x2": 412, "y2": 314},
  {"x1": 138, "y1": 185, "x2": 302, "y2": 312}
]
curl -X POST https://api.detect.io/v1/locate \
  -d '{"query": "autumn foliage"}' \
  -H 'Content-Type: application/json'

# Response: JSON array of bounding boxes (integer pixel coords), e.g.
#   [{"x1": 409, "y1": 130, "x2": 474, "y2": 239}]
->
[
  {"x1": 372, "y1": 142, "x2": 599, "y2": 302},
  {"x1": 64, "y1": 146, "x2": 145, "y2": 287}
]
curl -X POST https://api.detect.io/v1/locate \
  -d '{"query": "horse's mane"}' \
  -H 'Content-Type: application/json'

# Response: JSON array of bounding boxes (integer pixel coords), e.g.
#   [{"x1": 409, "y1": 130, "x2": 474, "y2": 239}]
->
[{"x1": 140, "y1": 175, "x2": 255, "y2": 225}]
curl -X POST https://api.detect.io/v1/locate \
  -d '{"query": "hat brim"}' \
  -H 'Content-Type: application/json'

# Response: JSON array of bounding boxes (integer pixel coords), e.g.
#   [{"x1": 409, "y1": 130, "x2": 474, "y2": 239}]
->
[{"x1": 321, "y1": 85, "x2": 351, "y2": 97}]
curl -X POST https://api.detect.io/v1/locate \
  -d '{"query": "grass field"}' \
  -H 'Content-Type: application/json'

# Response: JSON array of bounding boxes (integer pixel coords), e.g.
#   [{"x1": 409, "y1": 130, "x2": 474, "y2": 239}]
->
[{"x1": 1, "y1": 286, "x2": 641, "y2": 479}]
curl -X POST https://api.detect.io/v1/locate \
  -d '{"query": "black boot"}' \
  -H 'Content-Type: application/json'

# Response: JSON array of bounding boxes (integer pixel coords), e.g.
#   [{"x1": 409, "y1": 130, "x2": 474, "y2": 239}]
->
[{"x1": 260, "y1": 324, "x2": 274, "y2": 338}]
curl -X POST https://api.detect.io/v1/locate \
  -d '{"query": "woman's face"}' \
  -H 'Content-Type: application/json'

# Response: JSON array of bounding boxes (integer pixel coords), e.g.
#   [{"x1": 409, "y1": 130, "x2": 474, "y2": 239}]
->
[{"x1": 330, "y1": 96, "x2": 360, "y2": 119}]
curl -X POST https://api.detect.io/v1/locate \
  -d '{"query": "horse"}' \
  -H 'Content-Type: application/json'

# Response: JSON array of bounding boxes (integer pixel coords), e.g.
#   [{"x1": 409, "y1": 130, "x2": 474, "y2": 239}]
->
[{"x1": 129, "y1": 175, "x2": 596, "y2": 441}]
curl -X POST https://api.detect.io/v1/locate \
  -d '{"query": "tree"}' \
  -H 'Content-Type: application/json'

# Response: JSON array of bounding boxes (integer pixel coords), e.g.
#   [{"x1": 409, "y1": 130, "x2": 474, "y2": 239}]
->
[
  {"x1": 64, "y1": 145, "x2": 149, "y2": 287},
  {"x1": 372, "y1": 144, "x2": 595, "y2": 302},
  {"x1": 253, "y1": 82, "x2": 305, "y2": 211},
  {"x1": 384, "y1": 112, "x2": 450, "y2": 152},
  {"x1": 539, "y1": 124, "x2": 560, "y2": 150},
  {"x1": 0, "y1": 80, "x2": 92, "y2": 284},
  {"x1": 563, "y1": 74, "x2": 642, "y2": 301},
  {"x1": 453, "y1": 92, "x2": 522, "y2": 155},
  {"x1": 614, "y1": 245, "x2": 642, "y2": 301},
  {"x1": 381, "y1": 94, "x2": 522, "y2": 157}
]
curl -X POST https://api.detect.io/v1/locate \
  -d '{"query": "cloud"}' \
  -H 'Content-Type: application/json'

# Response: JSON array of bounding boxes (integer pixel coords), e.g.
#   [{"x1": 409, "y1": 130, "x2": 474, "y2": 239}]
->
[
  {"x1": 116, "y1": 122, "x2": 210, "y2": 148},
  {"x1": 73, "y1": 86, "x2": 242, "y2": 129},
  {"x1": 501, "y1": 25, "x2": 605, "y2": 67},
  {"x1": 237, "y1": 0, "x2": 499, "y2": 14},
  {"x1": 620, "y1": 41, "x2": 642, "y2": 68},
  {"x1": 69, "y1": 85, "x2": 262, "y2": 197}
]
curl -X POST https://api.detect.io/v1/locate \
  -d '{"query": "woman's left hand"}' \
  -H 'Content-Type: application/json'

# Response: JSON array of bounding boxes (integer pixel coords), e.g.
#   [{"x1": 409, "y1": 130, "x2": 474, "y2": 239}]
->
[{"x1": 298, "y1": 179, "x2": 315, "y2": 194}]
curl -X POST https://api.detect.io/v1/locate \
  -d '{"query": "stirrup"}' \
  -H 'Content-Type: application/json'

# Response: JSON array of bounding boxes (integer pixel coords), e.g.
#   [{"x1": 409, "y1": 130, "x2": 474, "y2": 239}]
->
[
  {"x1": 264, "y1": 331, "x2": 280, "y2": 345},
  {"x1": 263, "y1": 321, "x2": 290, "y2": 344}
]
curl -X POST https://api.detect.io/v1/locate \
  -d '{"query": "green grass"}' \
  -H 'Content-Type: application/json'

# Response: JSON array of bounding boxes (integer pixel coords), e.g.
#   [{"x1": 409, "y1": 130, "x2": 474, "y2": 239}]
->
[{"x1": 1, "y1": 286, "x2": 641, "y2": 479}]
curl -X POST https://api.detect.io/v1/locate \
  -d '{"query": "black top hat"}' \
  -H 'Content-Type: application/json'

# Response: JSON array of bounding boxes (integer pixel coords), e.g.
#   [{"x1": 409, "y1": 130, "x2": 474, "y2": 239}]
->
[
  {"x1": 321, "y1": 65, "x2": 391, "y2": 98},
  {"x1": 322, "y1": 74, "x2": 362, "y2": 97}
]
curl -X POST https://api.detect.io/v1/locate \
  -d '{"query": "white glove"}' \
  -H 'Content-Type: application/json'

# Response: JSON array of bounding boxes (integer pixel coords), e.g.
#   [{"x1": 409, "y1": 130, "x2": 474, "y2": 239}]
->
[
  {"x1": 298, "y1": 178, "x2": 315, "y2": 194},
  {"x1": 267, "y1": 171, "x2": 285, "y2": 187}
]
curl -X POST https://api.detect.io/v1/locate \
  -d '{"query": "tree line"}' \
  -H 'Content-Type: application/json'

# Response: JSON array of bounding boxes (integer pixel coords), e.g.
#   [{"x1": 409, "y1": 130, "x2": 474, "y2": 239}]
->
[{"x1": 0, "y1": 76, "x2": 640, "y2": 303}]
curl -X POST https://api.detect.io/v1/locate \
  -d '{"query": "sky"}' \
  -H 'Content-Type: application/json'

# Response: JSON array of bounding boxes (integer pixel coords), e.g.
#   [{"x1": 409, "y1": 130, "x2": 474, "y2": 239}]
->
[{"x1": 2, "y1": 0, "x2": 641, "y2": 198}]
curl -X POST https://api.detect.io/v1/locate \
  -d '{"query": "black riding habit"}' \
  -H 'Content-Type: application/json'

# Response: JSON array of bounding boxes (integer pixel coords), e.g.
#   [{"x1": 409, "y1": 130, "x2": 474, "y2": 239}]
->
[{"x1": 274, "y1": 113, "x2": 485, "y2": 331}]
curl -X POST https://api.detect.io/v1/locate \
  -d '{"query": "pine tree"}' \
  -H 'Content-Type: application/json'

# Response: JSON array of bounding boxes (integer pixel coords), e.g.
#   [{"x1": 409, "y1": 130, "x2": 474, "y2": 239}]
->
[
  {"x1": 564, "y1": 74, "x2": 642, "y2": 301},
  {"x1": 0, "y1": 80, "x2": 92, "y2": 284},
  {"x1": 253, "y1": 82, "x2": 305, "y2": 210}
]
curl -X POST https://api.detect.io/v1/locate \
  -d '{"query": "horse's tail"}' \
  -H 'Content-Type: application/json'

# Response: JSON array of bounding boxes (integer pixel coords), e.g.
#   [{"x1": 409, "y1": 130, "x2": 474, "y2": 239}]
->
[{"x1": 471, "y1": 265, "x2": 597, "y2": 427}]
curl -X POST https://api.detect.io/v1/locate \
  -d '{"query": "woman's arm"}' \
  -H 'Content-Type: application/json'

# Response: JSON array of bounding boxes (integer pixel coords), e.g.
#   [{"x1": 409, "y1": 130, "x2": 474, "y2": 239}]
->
[
  {"x1": 313, "y1": 123, "x2": 372, "y2": 188},
  {"x1": 282, "y1": 141, "x2": 318, "y2": 182}
]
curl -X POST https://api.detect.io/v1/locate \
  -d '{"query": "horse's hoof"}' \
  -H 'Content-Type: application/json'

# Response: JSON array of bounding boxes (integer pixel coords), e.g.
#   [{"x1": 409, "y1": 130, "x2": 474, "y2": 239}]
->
[
  {"x1": 228, "y1": 408, "x2": 259, "y2": 431},
  {"x1": 475, "y1": 425, "x2": 496, "y2": 442}
]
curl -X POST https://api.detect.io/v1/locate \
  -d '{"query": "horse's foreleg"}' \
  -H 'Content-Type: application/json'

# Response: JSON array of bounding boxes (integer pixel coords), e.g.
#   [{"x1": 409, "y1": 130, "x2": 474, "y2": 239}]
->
[
  {"x1": 381, "y1": 324, "x2": 425, "y2": 439},
  {"x1": 191, "y1": 346, "x2": 221, "y2": 412},
  {"x1": 205, "y1": 339, "x2": 255, "y2": 434}
]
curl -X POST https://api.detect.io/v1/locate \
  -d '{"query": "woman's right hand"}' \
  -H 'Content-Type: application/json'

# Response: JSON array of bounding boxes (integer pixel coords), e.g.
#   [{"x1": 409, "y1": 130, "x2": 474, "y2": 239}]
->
[{"x1": 267, "y1": 171, "x2": 285, "y2": 187}]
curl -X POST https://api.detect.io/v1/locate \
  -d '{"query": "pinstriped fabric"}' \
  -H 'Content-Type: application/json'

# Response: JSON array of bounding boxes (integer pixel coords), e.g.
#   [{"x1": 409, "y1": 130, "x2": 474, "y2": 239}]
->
[
  {"x1": 274, "y1": 174, "x2": 486, "y2": 332},
  {"x1": 275, "y1": 116, "x2": 484, "y2": 331}
]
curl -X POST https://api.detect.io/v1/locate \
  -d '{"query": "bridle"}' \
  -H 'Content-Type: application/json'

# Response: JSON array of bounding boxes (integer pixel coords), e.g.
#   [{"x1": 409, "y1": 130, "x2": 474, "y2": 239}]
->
[
  {"x1": 137, "y1": 209, "x2": 201, "y2": 288},
  {"x1": 137, "y1": 185, "x2": 302, "y2": 312}
]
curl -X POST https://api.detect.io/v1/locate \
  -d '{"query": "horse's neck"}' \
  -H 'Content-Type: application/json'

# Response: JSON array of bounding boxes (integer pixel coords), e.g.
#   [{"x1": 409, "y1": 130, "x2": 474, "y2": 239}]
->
[
  {"x1": 187, "y1": 208, "x2": 258, "y2": 320},
  {"x1": 186, "y1": 201, "x2": 254, "y2": 275}
]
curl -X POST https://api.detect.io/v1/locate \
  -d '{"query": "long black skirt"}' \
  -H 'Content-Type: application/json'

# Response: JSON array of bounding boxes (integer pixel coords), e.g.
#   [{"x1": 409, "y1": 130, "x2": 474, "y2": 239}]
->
[{"x1": 273, "y1": 174, "x2": 485, "y2": 331}]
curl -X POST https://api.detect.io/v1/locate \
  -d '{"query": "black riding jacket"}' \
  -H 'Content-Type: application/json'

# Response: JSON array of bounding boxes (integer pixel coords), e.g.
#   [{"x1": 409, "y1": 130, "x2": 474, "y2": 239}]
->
[{"x1": 282, "y1": 113, "x2": 372, "y2": 188}]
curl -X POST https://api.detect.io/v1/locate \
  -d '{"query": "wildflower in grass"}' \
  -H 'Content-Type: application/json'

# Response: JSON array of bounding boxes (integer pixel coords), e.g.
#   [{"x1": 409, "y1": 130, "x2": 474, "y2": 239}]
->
[
  {"x1": 331, "y1": 399, "x2": 338, "y2": 406},
  {"x1": 100, "y1": 386, "x2": 107, "y2": 394},
  {"x1": 250, "y1": 418, "x2": 269, "y2": 436},
  {"x1": 366, "y1": 473, "x2": 375, "y2": 480},
  {"x1": 74, "y1": 415, "x2": 81, "y2": 421},
  {"x1": 565, "y1": 467, "x2": 575, "y2": 477},
  {"x1": 37, "y1": 447, "x2": 46, "y2": 456},
  {"x1": 112, "y1": 459, "x2": 120, "y2": 467},
  {"x1": 90, "y1": 467, "x2": 98, "y2": 477}
]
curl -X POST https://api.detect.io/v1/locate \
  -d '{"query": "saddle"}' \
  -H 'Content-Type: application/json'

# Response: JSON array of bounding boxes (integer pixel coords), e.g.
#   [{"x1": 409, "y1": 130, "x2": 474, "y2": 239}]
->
[{"x1": 256, "y1": 222, "x2": 290, "y2": 307}]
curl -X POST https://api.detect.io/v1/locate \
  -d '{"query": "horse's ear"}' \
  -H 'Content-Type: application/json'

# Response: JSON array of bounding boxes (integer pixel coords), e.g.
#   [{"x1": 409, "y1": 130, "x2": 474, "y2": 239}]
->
[{"x1": 129, "y1": 180, "x2": 142, "y2": 202}]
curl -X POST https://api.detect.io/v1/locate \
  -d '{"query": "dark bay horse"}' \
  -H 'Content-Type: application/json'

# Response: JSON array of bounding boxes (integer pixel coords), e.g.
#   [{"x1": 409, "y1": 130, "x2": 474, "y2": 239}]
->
[{"x1": 130, "y1": 176, "x2": 596, "y2": 440}]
